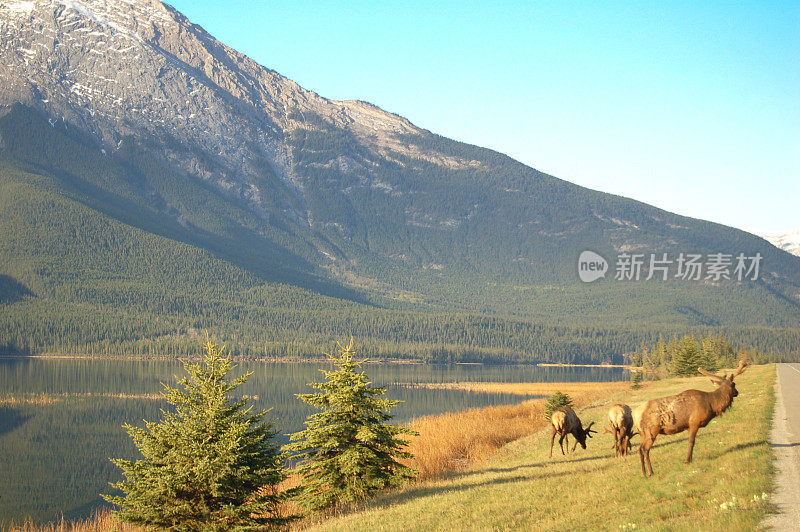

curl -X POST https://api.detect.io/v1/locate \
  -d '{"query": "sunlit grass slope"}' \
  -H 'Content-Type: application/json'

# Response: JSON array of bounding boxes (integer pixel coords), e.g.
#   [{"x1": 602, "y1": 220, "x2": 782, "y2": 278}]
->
[{"x1": 312, "y1": 364, "x2": 775, "y2": 531}]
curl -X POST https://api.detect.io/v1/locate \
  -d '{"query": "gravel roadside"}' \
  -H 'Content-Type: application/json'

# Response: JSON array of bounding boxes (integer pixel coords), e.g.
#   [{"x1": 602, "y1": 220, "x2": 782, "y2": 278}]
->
[{"x1": 763, "y1": 363, "x2": 800, "y2": 530}]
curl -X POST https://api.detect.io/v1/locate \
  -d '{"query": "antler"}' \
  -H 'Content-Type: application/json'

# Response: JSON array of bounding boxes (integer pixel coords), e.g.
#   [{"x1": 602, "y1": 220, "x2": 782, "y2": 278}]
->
[
  {"x1": 730, "y1": 358, "x2": 748, "y2": 380},
  {"x1": 697, "y1": 367, "x2": 724, "y2": 381}
]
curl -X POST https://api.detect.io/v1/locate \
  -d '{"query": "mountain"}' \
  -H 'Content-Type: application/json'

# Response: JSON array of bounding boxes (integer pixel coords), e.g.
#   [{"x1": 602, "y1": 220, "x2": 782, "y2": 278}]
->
[
  {"x1": 760, "y1": 230, "x2": 800, "y2": 258},
  {"x1": 1, "y1": 0, "x2": 799, "y2": 361}
]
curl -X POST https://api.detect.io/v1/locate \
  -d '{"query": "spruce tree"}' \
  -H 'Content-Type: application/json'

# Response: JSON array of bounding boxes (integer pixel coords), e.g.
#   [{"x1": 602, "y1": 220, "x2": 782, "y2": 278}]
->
[
  {"x1": 699, "y1": 335, "x2": 721, "y2": 372},
  {"x1": 653, "y1": 336, "x2": 669, "y2": 374},
  {"x1": 671, "y1": 334, "x2": 703, "y2": 376},
  {"x1": 285, "y1": 338, "x2": 417, "y2": 513},
  {"x1": 544, "y1": 391, "x2": 574, "y2": 420},
  {"x1": 105, "y1": 337, "x2": 290, "y2": 530},
  {"x1": 630, "y1": 371, "x2": 643, "y2": 390}
]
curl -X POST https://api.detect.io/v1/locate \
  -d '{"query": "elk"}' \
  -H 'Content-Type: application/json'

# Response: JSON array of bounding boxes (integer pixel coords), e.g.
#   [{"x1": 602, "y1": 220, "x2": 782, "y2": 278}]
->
[
  {"x1": 549, "y1": 407, "x2": 596, "y2": 458},
  {"x1": 634, "y1": 359, "x2": 748, "y2": 476},
  {"x1": 604, "y1": 403, "x2": 635, "y2": 457}
]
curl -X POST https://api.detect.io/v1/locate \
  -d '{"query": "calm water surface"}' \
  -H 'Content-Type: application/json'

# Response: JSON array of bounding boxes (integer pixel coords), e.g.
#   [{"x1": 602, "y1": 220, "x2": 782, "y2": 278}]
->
[{"x1": 0, "y1": 358, "x2": 625, "y2": 524}]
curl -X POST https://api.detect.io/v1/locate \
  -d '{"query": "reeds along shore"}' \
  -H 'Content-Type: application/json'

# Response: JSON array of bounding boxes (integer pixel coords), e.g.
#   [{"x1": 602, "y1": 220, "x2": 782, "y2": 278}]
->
[
  {"x1": 402, "y1": 380, "x2": 629, "y2": 478},
  {"x1": 8, "y1": 509, "x2": 140, "y2": 532},
  {"x1": 0, "y1": 393, "x2": 165, "y2": 406}
]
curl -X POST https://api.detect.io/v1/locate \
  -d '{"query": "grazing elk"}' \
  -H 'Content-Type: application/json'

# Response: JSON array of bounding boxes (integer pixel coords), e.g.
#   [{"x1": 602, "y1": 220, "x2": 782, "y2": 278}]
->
[
  {"x1": 605, "y1": 403, "x2": 635, "y2": 457},
  {"x1": 549, "y1": 407, "x2": 596, "y2": 458},
  {"x1": 634, "y1": 359, "x2": 748, "y2": 476}
]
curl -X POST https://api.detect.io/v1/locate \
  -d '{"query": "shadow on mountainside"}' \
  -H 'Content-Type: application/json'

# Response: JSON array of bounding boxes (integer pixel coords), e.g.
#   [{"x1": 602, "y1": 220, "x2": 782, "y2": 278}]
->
[{"x1": 0, "y1": 274, "x2": 33, "y2": 305}]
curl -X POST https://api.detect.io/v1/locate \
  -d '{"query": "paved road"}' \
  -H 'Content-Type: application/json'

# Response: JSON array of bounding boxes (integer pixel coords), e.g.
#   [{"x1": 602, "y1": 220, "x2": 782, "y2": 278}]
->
[{"x1": 764, "y1": 363, "x2": 800, "y2": 530}]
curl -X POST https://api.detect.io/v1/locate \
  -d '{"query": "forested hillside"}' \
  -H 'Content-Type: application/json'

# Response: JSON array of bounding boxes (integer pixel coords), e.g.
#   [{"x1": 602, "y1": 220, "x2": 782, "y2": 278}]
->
[
  {"x1": 1, "y1": 118, "x2": 798, "y2": 362},
  {"x1": 0, "y1": 0, "x2": 799, "y2": 362}
]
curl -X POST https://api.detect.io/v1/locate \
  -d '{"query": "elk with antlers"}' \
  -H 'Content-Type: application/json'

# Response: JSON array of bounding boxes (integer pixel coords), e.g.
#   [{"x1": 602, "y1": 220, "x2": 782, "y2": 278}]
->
[
  {"x1": 633, "y1": 359, "x2": 748, "y2": 476},
  {"x1": 604, "y1": 403, "x2": 635, "y2": 457},
  {"x1": 549, "y1": 407, "x2": 596, "y2": 458}
]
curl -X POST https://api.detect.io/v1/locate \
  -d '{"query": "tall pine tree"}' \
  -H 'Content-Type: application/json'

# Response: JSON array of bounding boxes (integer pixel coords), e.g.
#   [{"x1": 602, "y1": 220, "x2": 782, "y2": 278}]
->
[
  {"x1": 105, "y1": 337, "x2": 291, "y2": 530},
  {"x1": 286, "y1": 338, "x2": 417, "y2": 513}
]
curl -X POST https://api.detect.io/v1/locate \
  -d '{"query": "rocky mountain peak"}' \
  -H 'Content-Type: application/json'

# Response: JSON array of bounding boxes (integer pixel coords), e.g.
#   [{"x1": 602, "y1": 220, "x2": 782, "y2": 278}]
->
[
  {"x1": 0, "y1": 0, "x2": 423, "y2": 215},
  {"x1": 2, "y1": 0, "x2": 798, "y2": 296}
]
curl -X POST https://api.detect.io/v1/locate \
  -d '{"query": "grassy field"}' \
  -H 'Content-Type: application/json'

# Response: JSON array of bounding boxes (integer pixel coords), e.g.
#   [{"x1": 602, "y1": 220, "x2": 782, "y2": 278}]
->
[
  {"x1": 310, "y1": 364, "x2": 775, "y2": 531},
  {"x1": 8, "y1": 367, "x2": 774, "y2": 531}
]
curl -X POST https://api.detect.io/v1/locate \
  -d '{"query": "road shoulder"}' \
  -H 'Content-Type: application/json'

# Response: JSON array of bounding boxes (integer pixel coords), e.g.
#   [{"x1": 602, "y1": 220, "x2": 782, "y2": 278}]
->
[{"x1": 763, "y1": 363, "x2": 800, "y2": 530}]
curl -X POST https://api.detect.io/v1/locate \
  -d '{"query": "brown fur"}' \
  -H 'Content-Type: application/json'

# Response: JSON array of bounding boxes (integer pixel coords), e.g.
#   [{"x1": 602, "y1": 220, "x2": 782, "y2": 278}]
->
[
  {"x1": 606, "y1": 403, "x2": 635, "y2": 457},
  {"x1": 549, "y1": 407, "x2": 595, "y2": 458},
  {"x1": 634, "y1": 360, "x2": 747, "y2": 476}
]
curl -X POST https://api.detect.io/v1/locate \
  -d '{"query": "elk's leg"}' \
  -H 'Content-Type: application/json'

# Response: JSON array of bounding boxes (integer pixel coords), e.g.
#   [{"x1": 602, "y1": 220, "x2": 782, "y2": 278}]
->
[
  {"x1": 638, "y1": 443, "x2": 646, "y2": 476},
  {"x1": 563, "y1": 434, "x2": 569, "y2": 454},
  {"x1": 686, "y1": 424, "x2": 699, "y2": 463},
  {"x1": 639, "y1": 433, "x2": 655, "y2": 476},
  {"x1": 559, "y1": 433, "x2": 566, "y2": 455},
  {"x1": 571, "y1": 436, "x2": 579, "y2": 452},
  {"x1": 550, "y1": 426, "x2": 557, "y2": 458},
  {"x1": 614, "y1": 427, "x2": 620, "y2": 457},
  {"x1": 643, "y1": 436, "x2": 655, "y2": 476}
]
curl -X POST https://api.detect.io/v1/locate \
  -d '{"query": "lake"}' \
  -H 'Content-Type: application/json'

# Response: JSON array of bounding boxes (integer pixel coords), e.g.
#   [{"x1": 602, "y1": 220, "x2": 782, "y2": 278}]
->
[{"x1": 0, "y1": 357, "x2": 626, "y2": 525}]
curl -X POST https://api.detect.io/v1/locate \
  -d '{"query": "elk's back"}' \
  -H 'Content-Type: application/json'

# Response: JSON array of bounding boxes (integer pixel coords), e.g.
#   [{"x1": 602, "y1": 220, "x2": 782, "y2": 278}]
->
[
  {"x1": 609, "y1": 403, "x2": 632, "y2": 430},
  {"x1": 552, "y1": 408, "x2": 579, "y2": 433},
  {"x1": 551, "y1": 410, "x2": 567, "y2": 432},
  {"x1": 636, "y1": 391, "x2": 709, "y2": 436}
]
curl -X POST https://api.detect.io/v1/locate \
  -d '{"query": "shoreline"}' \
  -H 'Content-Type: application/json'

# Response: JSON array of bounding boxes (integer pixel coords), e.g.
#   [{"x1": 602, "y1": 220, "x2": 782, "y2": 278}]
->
[
  {"x1": 537, "y1": 362, "x2": 641, "y2": 370},
  {"x1": 0, "y1": 354, "x2": 639, "y2": 368},
  {"x1": 0, "y1": 353, "x2": 423, "y2": 364},
  {"x1": 1, "y1": 354, "x2": 630, "y2": 367}
]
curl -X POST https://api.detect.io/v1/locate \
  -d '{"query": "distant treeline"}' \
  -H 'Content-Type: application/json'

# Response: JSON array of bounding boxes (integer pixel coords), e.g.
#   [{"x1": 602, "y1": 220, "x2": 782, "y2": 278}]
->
[
  {"x1": 3, "y1": 296, "x2": 799, "y2": 363},
  {"x1": 625, "y1": 332, "x2": 787, "y2": 378}
]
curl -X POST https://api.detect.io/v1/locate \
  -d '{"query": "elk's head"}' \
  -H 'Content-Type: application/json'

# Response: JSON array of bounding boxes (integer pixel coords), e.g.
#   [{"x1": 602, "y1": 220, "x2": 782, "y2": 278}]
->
[
  {"x1": 576, "y1": 421, "x2": 596, "y2": 449},
  {"x1": 698, "y1": 359, "x2": 748, "y2": 397}
]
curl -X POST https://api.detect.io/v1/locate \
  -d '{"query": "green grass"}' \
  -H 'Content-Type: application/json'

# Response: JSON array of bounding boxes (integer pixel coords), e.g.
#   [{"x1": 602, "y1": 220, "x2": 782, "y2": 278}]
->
[{"x1": 309, "y1": 364, "x2": 775, "y2": 531}]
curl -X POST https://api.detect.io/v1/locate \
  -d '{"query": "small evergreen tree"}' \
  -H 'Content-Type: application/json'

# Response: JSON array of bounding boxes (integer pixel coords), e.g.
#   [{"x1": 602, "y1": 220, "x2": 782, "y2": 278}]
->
[
  {"x1": 544, "y1": 391, "x2": 574, "y2": 420},
  {"x1": 105, "y1": 337, "x2": 290, "y2": 530},
  {"x1": 630, "y1": 371, "x2": 643, "y2": 390},
  {"x1": 671, "y1": 334, "x2": 703, "y2": 376},
  {"x1": 700, "y1": 333, "x2": 736, "y2": 371},
  {"x1": 699, "y1": 336, "x2": 720, "y2": 373},
  {"x1": 285, "y1": 338, "x2": 417, "y2": 513}
]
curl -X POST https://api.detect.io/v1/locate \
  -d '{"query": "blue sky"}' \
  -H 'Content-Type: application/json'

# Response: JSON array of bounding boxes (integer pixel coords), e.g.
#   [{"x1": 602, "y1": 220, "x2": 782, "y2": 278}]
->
[{"x1": 169, "y1": 1, "x2": 799, "y2": 235}]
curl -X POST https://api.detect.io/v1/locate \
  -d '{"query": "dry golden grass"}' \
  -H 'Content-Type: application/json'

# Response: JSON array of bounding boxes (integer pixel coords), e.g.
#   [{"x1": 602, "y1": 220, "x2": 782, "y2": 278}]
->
[
  {"x1": 0, "y1": 393, "x2": 65, "y2": 406},
  {"x1": 403, "y1": 380, "x2": 629, "y2": 397},
  {"x1": 0, "y1": 393, "x2": 264, "y2": 407},
  {"x1": 7, "y1": 509, "x2": 141, "y2": 532},
  {"x1": 0, "y1": 393, "x2": 167, "y2": 407},
  {"x1": 402, "y1": 380, "x2": 629, "y2": 478}
]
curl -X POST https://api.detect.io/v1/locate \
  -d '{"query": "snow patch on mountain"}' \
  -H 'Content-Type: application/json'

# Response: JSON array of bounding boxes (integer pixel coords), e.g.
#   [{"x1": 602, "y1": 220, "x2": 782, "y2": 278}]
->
[{"x1": 760, "y1": 229, "x2": 800, "y2": 258}]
